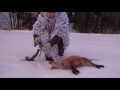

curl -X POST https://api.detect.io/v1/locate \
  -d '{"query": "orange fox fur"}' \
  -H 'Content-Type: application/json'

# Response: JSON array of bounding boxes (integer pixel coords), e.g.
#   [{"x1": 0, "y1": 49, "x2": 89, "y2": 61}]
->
[{"x1": 49, "y1": 56, "x2": 104, "y2": 75}]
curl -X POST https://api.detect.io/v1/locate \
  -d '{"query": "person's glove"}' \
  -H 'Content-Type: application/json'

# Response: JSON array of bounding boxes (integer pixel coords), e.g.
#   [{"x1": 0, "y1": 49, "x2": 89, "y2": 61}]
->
[
  {"x1": 41, "y1": 42, "x2": 51, "y2": 52},
  {"x1": 34, "y1": 37, "x2": 40, "y2": 47}
]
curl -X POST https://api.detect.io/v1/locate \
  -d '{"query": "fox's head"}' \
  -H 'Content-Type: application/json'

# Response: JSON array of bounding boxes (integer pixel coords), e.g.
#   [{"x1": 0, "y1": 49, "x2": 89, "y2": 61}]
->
[{"x1": 49, "y1": 61, "x2": 71, "y2": 70}]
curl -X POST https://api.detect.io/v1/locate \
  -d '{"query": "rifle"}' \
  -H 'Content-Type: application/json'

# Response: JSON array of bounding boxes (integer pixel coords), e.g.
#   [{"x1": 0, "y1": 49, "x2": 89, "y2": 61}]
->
[{"x1": 26, "y1": 42, "x2": 43, "y2": 61}]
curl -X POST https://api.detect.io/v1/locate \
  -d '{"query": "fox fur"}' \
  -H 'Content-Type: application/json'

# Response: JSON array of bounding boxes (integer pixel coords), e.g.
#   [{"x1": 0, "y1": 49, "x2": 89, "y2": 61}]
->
[{"x1": 49, "y1": 56, "x2": 104, "y2": 75}]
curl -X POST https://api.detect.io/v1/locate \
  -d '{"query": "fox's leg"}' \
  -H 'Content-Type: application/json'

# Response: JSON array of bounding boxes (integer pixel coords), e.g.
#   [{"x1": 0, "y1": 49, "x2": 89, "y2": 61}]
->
[
  {"x1": 95, "y1": 65, "x2": 104, "y2": 69},
  {"x1": 86, "y1": 60, "x2": 104, "y2": 69},
  {"x1": 90, "y1": 62, "x2": 104, "y2": 69},
  {"x1": 71, "y1": 66, "x2": 80, "y2": 75}
]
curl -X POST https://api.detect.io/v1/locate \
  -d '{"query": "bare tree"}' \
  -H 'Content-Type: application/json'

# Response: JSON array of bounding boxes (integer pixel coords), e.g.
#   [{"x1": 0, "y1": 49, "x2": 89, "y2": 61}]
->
[{"x1": 0, "y1": 12, "x2": 11, "y2": 29}]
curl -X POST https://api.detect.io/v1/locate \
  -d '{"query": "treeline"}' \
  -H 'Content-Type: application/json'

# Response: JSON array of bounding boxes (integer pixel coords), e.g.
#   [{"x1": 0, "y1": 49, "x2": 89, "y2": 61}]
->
[
  {"x1": 0, "y1": 12, "x2": 40, "y2": 30},
  {"x1": 67, "y1": 12, "x2": 120, "y2": 34},
  {"x1": 1, "y1": 12, "x2": 120, "y2": 34},
  {"x1": 8, "y1": 12, "x2": 37, "y2": 29}
]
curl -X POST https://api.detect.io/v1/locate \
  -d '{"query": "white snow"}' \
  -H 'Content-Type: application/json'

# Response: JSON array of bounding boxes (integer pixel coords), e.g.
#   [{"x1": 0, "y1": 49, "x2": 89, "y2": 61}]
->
[{"x1": 0, "y1": 30, "x2": 120, "y2": 78}]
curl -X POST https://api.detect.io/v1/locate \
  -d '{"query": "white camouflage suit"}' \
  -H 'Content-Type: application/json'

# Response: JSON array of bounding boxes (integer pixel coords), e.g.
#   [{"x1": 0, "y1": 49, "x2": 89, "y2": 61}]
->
[{"x1": 32, "y1": 12, "x2": 70, "y2": 61}]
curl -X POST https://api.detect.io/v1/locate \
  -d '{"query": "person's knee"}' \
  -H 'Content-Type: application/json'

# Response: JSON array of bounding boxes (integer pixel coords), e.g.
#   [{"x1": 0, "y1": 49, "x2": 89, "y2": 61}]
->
[{"x1": 49, "y1": 35, "x2": 62, "y2": 46}]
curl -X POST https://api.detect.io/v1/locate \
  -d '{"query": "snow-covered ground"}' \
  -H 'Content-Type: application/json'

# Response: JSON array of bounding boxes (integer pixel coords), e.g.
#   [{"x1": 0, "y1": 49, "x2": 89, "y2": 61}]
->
[{"x1": 0, "y1": 30, "x2": 120, "y2": 78}]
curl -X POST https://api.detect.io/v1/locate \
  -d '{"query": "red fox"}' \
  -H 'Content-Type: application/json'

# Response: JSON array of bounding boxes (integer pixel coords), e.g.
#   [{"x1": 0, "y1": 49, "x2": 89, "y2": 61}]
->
[{"x1": 49, "y1": 56, "x2": 104, "y2": 75}]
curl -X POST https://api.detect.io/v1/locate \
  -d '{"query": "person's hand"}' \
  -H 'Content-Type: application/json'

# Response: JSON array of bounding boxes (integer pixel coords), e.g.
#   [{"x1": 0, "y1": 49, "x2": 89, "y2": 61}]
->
[
  {"x1": 34, "y1": 37, "x2": 40, "y2": 47},
  {"x1": 41, "y1": 42, "x2": 51, "y2": 52}
]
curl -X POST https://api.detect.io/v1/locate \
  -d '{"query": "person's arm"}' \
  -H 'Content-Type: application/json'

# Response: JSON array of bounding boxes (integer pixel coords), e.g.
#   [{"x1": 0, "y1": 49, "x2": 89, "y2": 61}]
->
[
  {"x1": 32, "y1": 14, "x2": 42, "y2": 46},
  {"x1": 32, "y1": 20, "x2": 40, "y2": 40},
  {"x1": 32, "y1": 14, "x2": 43, "y2": 40},
  {"x1": 33, "y1": 34, "x2": 39, "y2": 41}
]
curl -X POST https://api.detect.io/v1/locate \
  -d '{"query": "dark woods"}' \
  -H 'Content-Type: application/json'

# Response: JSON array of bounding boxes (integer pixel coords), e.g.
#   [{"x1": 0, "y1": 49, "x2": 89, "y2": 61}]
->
[
  {"x1": 68, "y1": 12, "x2": 120, "y2": 34},
  {"x1": 1, "y1": 12, "x2": 120, "y2": 34}
]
